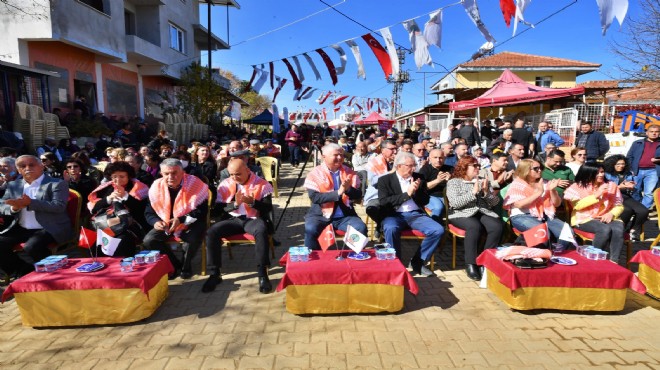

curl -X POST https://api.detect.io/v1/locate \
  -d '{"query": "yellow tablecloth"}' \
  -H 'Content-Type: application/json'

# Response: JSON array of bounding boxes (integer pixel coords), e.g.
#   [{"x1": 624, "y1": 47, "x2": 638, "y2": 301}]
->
[{"x1": 285, "y1": 284, "x2": 404, "y2": 314}]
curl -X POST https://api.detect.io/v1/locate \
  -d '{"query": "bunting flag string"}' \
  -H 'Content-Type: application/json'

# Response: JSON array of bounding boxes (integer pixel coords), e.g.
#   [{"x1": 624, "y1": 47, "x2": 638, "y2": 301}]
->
[
  {"x1": 272, "y1": 77, "x2": 287, "y2": 102},
  {"x1": 292, "y1": 55, "x2": 305, "y2": 83},
  {"x1": 344, "y1": 40, "x2": 366, "y2": 79},
  {"x1": 361, "y1": 33, "x2": 392, "y2": 79},
  {"x1": 282, "y1": 58, "x2": 303, "y2": 89},
  {"x1": 596, "y1": 0, "x2": 628, "y2": 36},
  {"x1": 301, "y1": 87, "x2": 317, "y2": 100},
  {"x1": 252, "y1": 66, "x2": 269, "y2": 94},
  {"x1": 513, "y1": 0, "x2": 534, "y2": 36},
  {"x1": 303, "y1": 52, "x2": 322, "y2": 81},
  {"x1": 332, "y1": 95, "x2": 349, "y2": 106},
  {"x1": 330, "y1": 44, "x2": 347, "y2": 75},
  {"x1": 379, "y1": 27, "x2": 400, "y2": 77},
  {"x1": 424, "y1": 9, "x2": 443, "y2": 48},
  {"x1": 269, "y1": 62, "x2": 275, "y2": 89},
  {"x1": 244, "y1": 66, "x2": 258, "y2": 93},
  {"x1": 462, "y1": 0, "x2": 497, "y2": 44},
  {"x1": 500, "y1": 0, "x2": 516, "y2": 27},
  {"x1": 402, "y1": 19, "x2": 433, "y2": 69},
  {"x1": 315, "y1": 48, "x2": 339, "y2": 85},
  {"x1": 317, "y1": 90, "x2": 333, "y2": 104}
]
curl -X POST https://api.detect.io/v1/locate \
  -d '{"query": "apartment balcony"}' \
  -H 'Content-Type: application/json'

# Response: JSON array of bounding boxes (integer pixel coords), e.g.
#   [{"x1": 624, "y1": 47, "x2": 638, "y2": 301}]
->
[
  {"x1": 193, "y1": 24, "x2": 229, "y2": 51},
  {"x1": 125, "y1": 34, "x2": 167, "y2": 66}
]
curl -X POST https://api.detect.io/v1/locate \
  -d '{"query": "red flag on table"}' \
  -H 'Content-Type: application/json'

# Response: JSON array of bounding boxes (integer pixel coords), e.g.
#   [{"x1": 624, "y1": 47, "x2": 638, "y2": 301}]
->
[
  {"x1": 317, "y1": 224, "x2": 336, "y2": 252},
  {"x1": 79, "y1": 227, "x2": 97, "y2": 248},
  {"x1": 522, "y1": 223, "x2": 549, "y2": 248}
]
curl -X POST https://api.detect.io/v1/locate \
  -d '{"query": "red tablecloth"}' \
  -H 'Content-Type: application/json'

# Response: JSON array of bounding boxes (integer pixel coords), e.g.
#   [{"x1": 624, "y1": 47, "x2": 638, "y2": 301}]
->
[
  {"x1": 630, "y1": 250, "x2": 660, "y2": 271},
  {"x1": 2, "y1": 256, "x2": 174, "y2": 302},
  {"x1": 276, "y1": 250, "x2": 419, "y2": 295},
  {"x1": 476, "y1": 250, "x2": 646, "y2": 294}
]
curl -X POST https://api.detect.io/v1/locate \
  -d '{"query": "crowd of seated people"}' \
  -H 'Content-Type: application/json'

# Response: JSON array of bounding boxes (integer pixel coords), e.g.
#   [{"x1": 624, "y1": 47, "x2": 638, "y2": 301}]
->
[{"x1": 0, "y1": 117, "x2": 656, "y2": 294}]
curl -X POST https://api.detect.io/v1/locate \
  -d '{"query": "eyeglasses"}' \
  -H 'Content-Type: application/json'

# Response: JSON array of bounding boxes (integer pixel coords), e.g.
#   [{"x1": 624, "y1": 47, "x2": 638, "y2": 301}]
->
[
  {"x1": 469, "y1": 164, "x2": 481, "y2": 168},
  {"x1": 531, "y1": 166, "x2": 542, "y2": 172},
  {"x1": 40, "y1": 157, "x2": 48, "y2": 161},
  {"x1": 576, "y1": 154, "x2": 586, "y2": 157},
  {"x1": 66, "y1": 165, "x2": 80, "y2": 169}
]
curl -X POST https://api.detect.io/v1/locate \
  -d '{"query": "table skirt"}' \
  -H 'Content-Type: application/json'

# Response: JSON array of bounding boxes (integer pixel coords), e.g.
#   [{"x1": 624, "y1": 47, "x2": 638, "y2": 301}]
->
[
  {"x1": 486, "y1": 270, "x2": 628, "y2": 311},
  {"x1": 13, "y1": 275, "x2": 169, "y2": 327},
  {"x1": 638, "y1": 264, "x2": 660, "y2": 299},
  {"x1": 285, "y1": 284, "x2": 404, "y2": 314}
]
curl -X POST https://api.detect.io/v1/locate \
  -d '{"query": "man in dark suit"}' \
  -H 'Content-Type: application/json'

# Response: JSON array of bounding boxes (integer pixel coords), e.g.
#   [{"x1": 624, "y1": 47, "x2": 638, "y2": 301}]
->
[
  {"x1": 0, "y1": 155, "x2": 72, "y2": 276},
  {"x1": 505, "y1": 143, "x2": 526, "y2": 172},
  {"x1": 510, "y1": 119, "x2": 534, "y2": 157},
  {"x1": 303, "y1": 143, "x2": 367, "y2": 249},
  {"x1": 378, "y1": 151, "x2": 444, "y2": 276}
]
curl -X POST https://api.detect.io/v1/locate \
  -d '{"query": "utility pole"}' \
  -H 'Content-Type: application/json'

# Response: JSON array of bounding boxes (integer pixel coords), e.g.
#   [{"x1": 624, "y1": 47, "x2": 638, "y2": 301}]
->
[{"x1": 387, "y1": 48, "x2": 410, "y2": 119}]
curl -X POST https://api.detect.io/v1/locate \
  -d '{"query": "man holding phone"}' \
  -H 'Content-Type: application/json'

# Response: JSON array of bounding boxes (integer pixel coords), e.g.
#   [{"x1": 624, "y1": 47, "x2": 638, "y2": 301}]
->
[{"x1": 626, "y1": 125, "x2": 660, "y2": 211}]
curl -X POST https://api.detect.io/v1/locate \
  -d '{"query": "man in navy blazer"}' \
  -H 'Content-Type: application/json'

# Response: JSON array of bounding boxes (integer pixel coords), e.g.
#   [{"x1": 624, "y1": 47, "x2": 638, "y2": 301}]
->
[
  {"x1": 378, "y1": 151, "x2": 444, "y2": 277},
  {"x1": 0, "y1": 155, "x2": 71, "y2": 276}
]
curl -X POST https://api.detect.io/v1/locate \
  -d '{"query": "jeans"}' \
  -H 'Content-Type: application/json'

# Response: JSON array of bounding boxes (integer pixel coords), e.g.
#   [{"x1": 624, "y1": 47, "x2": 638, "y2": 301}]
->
[
  {"x1": 289, "y1": 145, "x2": 301, "y2": 166},
  {"x1": 304, "y1": 215, "x2": 367, "y2": 250},
  {"x1": 575, "y1": 220, "x2": 625, "y2": 263},
  {"x1": 633, "y1": 168, "x2": 658, "y2": 209},
  {"x1": 382, "y1": 210, "x2": 444, "y2": 262},
  {"x1": 510, "y1": 214, "x2": 573, "y2": 248},
  {"x1": 449, "y1": 213, "x2": 502, "y2": 264},
  {"x1": 143, "y1": 220, "x2": 206, "y2": 272},
  {"x1": 426, "y1": 196, "x2": 444, "y2": 221}
]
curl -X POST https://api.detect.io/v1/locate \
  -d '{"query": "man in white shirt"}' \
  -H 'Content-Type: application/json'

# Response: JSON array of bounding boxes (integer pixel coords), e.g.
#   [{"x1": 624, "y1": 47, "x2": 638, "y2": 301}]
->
[
  {"x1": 377, "y1": 152, "x2": 444, "y2": 276},
  {"x1": 0, "y1": 155, "x2": 72, "y2": 276}
]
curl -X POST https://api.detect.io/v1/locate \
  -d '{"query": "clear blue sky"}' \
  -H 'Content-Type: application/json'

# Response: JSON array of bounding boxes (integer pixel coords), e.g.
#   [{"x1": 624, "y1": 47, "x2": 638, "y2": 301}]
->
[{"x1": 201, "y1": 0, "x2": 639, "y2": 117}]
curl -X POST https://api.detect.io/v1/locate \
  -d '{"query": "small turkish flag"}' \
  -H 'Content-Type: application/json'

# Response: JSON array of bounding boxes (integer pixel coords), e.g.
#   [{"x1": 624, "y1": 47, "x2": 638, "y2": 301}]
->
[
  {"x1": 522, "y1": 223, "x2": 549, "y2": 248},
  {"x1": 317, "y1": 224, "x2": 336, "y2": 252},
  {"x1": 78, "y1": 227, "x2": 97, "y2": 249}
]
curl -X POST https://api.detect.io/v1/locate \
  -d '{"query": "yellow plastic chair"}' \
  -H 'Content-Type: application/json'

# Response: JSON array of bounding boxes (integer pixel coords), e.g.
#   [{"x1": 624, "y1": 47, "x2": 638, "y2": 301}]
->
[{"x1": 255, "y1": 157, "x2": 279, "y2": 197}]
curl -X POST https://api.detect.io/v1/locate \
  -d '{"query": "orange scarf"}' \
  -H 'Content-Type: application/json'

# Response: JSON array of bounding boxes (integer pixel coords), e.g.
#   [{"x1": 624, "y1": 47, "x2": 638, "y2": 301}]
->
[
  {"x1": 148, "y1": 174, "x2": 209, "y2": 223},
  {"x1": 504, "y1": 177, "x2": 556, "y2": 220},
  {"x1": 367, "y1": 154, "x2": 388, "y2": 176},
  {"x1": 217, "y1": 171, "x2": 273, "y2": 218},
  {"x1": 304, "y1": 164, "x2": 359, "y2": 219},
  {"x1": 87, "y1": 179, "x2": 149, "y2": 213}
]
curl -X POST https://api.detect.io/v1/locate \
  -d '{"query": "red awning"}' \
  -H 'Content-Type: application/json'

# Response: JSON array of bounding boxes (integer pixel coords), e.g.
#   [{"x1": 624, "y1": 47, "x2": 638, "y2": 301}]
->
[
  {"x1": 352, "y1": 111, "x2": 394, "y2": 126},
  {"x1": 449, "y1": 69, "x2": 585, "y2": 111}
]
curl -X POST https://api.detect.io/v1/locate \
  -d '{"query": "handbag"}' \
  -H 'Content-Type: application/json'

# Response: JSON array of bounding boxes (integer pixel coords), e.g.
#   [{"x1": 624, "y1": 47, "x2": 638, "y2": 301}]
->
[
  {"x1": 92, "y1": 201, "x2": 134, "y2": 236},
  {"x1": 509, "y1": 257, "x2": 549, "y2": 269}
]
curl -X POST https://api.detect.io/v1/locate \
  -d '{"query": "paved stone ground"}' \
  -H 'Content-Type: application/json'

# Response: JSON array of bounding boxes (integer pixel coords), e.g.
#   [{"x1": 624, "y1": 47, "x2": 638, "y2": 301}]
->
[{"x1": 1, "y1": 158, "x2": 659, "y2": 370}]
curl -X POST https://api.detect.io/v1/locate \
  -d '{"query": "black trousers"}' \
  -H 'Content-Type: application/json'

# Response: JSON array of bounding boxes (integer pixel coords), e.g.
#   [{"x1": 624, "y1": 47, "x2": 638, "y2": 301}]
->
[
  {"x1": 620, "y1": 195, "x2": 649, "y2": 231},
  {"x1": 143, "y1": 219, "x2": 206, "y2": 272},
  {"x1": 205, "y1": 217, "x2": 269, "y2": 276},
  {"x1": 448, "y1": 213, "x2": 503, "y2": 265},
  {"x1": 0, "y1": 226, "x2": 55, "y2": 275}
]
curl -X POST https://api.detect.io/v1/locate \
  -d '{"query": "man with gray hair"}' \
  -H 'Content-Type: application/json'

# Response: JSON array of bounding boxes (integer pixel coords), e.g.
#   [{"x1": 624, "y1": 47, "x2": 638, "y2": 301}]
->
[
  {"x1": 303, "y1": 143, "x2": 367, "y2": 250},
  {"x1": 377, "y1": 151, "x2": 444, "y2": 276},
  {"x1": 143, "y1": 158, "x2": 209, "y2": 279}
]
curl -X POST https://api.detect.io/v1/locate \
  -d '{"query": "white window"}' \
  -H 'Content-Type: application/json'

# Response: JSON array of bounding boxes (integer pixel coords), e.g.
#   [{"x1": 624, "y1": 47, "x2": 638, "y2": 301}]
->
[
  {"x1": 169, "y1": 23, "x2": 185, "y2": 53},
  {"x1": 535, "y1": 76, "x2": 552, "y2": 88}
]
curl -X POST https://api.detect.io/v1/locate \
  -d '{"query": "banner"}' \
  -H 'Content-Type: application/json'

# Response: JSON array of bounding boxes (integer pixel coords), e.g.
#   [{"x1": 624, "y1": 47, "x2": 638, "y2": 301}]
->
[
  {"x1": 272, "y1": 104, "x2": 280, "y2": 133},
  {"x1": 345, "y1": 40, "x2": 366, "y2": 79},
  {"x1": 282, "y1": 107, "x2": 289, "y2": 129},
  {"x1": 272, "y1": 77, "x2": 287, "y2": 102},
  {"x1": 361, "y1": 33, "x2": 392, "y2": 79},
  {"x1": 315, "y1": 48, "x2": 338, "y2": 85},
  {"x1": 424, "y1": 9, "x2": 443, "y2": 48},
  {"x1": 252, "y1": 66, "x2": 269, "y2": 94},
  {"x1": 596, "y1": 0, "x2": 628, "y2": 35},
  {"x1": 500, "y1": 0, "x2": 516, "y2": 27},
  {"x1": 330, "y1": 44, "x2": 347, "y2": 75},
  {"x1": 303, "y1": 53, "x2": 322, "y2": 81},
  {"x1": 379, "y1": 27, "x2": 400, "y2": 77},
  {"x1": 402, "y1": 19, "x2": 432, "y2": 69},
  {"x1": 513, "y1": 0, "x2": 534, "y2": 36},
  {"x1": 301, "y1": 87, "x2": 316, "y2": 100},
  {"x1": 244, "y1": 66, "x2": 258, "y2": 93},
  {"x1": 332, "y1": 95, "x2": 349, "y2": 106},
  {"x1": 462, "y1": 0, "x2": 496, "y2": 43},
  {"x1": 291, "y1": 55, "x2": 305, "y2": 83},
  {"x1": 269, "y1": 61, "x2": 275, "y2": 89}
]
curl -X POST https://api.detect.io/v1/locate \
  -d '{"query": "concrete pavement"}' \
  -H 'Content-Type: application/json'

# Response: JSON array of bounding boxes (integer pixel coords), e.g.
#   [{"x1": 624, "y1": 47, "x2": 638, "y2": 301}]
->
[{"x1": 1, "y1": 159, "x2": 659, "y2": 369}]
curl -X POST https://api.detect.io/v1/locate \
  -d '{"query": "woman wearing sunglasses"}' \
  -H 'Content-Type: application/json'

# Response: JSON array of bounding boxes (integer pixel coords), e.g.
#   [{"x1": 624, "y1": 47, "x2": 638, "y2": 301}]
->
[
  {"x1": 566, "y1": 147, "x2": 587, "y2": 176},
  {"x1": 504, "y1": 158, "x2": 572, "y2": 249}
]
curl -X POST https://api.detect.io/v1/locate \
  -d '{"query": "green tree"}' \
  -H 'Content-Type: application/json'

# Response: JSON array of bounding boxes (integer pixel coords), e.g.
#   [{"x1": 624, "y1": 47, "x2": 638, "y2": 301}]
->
[
  {"x1": 176, "y1": 62, "x2": 233, "y2": 125},
  {"x1": 241, "y1": 91, "x2": 272, "y2": 119}
]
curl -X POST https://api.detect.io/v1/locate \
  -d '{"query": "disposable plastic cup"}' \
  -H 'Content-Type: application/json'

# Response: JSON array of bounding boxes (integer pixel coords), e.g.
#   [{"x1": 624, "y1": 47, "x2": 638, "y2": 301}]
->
[
  {"x1": 145, "y1": 253, "x2": 158, "y2": 264},
  {"x1": 597, "y1": 251, "x2": 608, "y2": 261},
  {"x1": 120, "y1": 260, "x2": 134, "y2": 272},
  {"x1": 376, "y1": 249, "x2": 387, "y2": 260},
  {"x1": 652, "y1": 246, "x2": 660, "y2": 256},
  {"x1": 134, "y1": 254, "x2": 146, "y2": 264},
  {"x1": 385, "y1": 248, "x2": 396, "y2": 260}
]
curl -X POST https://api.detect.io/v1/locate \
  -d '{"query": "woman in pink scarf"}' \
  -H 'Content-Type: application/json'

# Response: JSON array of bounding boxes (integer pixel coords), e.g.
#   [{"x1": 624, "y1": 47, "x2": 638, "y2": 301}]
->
[
  {"x1": 564, "y1": 163, "x2": 624, "y2": 263},
  {"x1": 503, "y1": 159, "x2": 572, "y2": 249}
]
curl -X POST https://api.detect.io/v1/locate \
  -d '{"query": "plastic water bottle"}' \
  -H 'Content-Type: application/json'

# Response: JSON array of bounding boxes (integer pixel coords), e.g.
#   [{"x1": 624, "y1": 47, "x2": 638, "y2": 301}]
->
[
  {"x1": 299, "y1": 247, "x2": 310, "y2": 262},
  {"x1": 289, "y1": 247, "x2": 300, "y2": 262}
]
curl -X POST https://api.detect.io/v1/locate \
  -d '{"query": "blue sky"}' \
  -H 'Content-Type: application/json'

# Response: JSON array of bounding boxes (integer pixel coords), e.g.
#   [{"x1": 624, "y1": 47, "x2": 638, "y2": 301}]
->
[{"x1": 201, "y1": 0, "x2": 639, "y2": 117}]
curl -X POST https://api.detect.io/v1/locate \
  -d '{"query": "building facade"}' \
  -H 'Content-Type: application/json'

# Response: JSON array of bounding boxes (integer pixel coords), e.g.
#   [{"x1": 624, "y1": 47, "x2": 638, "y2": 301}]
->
[{"x1": 0, "y1": 0, "x2": 238, "y2": 123}]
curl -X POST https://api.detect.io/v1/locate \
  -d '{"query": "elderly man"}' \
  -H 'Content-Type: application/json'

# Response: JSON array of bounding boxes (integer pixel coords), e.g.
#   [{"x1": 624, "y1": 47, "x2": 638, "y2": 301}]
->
[
  {"x1": 0, "y1": 155, "x2": 72, "y2": 277},
  {"x1": 0, "y1": 157, "x2": 19, "y2": 197},
  {"x1": 378, "y1": 152, "x2": 444, "y2": 276},
  {"x1": 626, "y1": 124, "x2": 660, "y2": 210},
  {"x1": 143, "y1": 158, "x2": 209, "y2": 279},
  {"x1": 351, "y1": 141, "x2": 372, "y2": 196},
  {"x1": 364, "y1": 139, "x2": 398, "y2": 235},
  {"x1": 304, "y1": 143, "x2": 367, "y2": 250},
  {"x1": 203, "y1": 158, "x2": 274, "y2": 293},
  {"x1": 412, "y1": 143, "x2": 427, "y2": 171},
  {"x1": 536, "y1": 142, "x2": 557, "y2": 164},
  {"x1": 418, "y1": 149, "x2": 452, "y2": 222},
  {"x1": 219, "y1": 149, "x2": 263, "y2": 182}
]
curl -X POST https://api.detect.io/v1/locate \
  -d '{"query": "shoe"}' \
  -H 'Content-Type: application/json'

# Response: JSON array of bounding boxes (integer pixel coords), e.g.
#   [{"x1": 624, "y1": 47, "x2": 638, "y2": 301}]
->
[
  {"x1": 259, "y1": 276, "x2": 272, "y2": 293},
  {"x1": 201, "y1": 274, "x2": 222, "y2": 293},
  {"x1": 180, "y1": 270, "x2": 193, "y2": 280},
  {"x1": 629, "y1": 229, "x2": 640, "y2": 242},
  {"x1": 168, "y1": 268, "x2": 181, "y2": 280},
  {"x1": 418, "y1": 265, "x2": 436, "y2": 277},
  {"x1": 408, "y1": 260, "x2": 436, "y2": 277},
  {"x1": 466, "y1": 264, "x2": 481, "y2": 281}
]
